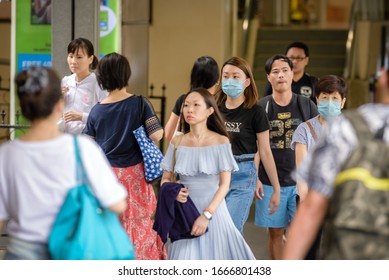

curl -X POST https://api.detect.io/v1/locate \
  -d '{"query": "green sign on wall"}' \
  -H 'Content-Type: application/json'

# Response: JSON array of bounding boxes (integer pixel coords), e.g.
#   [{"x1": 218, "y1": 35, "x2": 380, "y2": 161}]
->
[
  {"x1": 16, "y1": 0, "x2": 52, "y2": 72},
  {"x1": 100, "y1": 0, "x2": 120, "y2": 57}
]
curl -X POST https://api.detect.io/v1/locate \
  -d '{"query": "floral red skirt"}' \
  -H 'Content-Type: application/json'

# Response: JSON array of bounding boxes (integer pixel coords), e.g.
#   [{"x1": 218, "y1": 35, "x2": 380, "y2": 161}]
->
[{"x1": 113, "y1": 162, "x2": 167, "y2": 260}]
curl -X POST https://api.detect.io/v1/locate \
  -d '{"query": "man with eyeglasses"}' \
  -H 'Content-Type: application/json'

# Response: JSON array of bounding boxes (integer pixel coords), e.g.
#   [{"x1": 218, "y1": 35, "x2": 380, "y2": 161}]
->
[{"x1": 263, "y1": 42, "x2": 318, "y2": 103}]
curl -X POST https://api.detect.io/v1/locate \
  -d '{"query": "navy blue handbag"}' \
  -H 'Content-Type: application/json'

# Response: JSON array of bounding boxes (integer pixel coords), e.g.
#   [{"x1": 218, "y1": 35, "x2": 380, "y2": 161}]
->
[{"x1": 48, "y1": 136, "x2": 135, "y2": 260}]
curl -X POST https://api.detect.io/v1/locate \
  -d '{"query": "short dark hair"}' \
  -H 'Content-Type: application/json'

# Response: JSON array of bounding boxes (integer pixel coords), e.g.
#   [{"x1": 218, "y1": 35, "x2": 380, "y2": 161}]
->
[
  {"x1": 96, "y1": 52, "x2": 131, "y2": 92},
  {"x1": 67, "y1": 37, "x2": 98, "y2": 70},
  {"x1": 285, "y1": 41, "x2": 310, "y2": 57},
  {"x1": 264, "y1": 54, "x2": 293, "y2": 74},
  {"x1": 15, "y1": 67, "x2": 62, "y2": 121},
  {"x1": 315, "y1": 75, "x2": 348, "y2": 98},
  {"x1": 190, "y1": 56, "x2": 219, "y2": 90}
]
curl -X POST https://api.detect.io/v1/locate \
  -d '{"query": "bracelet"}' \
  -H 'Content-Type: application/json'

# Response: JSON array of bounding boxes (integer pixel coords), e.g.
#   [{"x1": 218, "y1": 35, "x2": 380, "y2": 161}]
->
[{"x1": 204, "y1": 207, "x2": 214, "y2": 215}]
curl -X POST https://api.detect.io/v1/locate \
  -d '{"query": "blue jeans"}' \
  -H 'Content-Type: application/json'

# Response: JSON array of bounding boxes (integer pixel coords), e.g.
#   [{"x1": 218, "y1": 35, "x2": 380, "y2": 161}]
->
[
  {"x1": 225, "y1": 154, "x2": 257, "y2": 233},
  {"x1": 3, "y1": 237, "x2": 51, "y2": 260}
]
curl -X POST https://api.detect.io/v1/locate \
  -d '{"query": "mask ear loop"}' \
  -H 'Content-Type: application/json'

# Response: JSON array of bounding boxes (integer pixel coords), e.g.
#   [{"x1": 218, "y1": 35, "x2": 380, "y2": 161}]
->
[{"x1": 243, "y1": 77, "x2": 251, "y2": 89}]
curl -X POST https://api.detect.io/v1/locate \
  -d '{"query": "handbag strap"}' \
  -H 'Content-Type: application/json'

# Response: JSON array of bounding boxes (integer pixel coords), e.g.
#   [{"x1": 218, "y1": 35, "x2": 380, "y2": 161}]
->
[
  {"x1": 73, "y1": 135, "x2": 84, "y2": 184},
  {"x1": 138, "y1": 95, "x2": 146, "y2": 125},
  {"x1": 306, "y1": 120, "x2": 317, "y2": 141},
  {"x1": 172, "y1": 134, "x2": 184, "y2": 181},
  {"x1": 73, "y1": 136, "x2": 92, "y2": 191},
  {"x1": 73, "y1": 136, "x2": 103, "y2": 208}
]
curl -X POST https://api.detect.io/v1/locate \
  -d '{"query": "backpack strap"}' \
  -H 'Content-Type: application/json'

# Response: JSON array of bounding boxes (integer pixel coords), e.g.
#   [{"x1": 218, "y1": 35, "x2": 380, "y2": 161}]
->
[
  {"x1": 297, "y1": 94, "x2": 311, "y2": 122},
  {"x1": 306, "y1": 120, "x2": 317, "y2": 141},
  {"x1": 258, "y1": 95, "x2": 273, "y2": 117}
]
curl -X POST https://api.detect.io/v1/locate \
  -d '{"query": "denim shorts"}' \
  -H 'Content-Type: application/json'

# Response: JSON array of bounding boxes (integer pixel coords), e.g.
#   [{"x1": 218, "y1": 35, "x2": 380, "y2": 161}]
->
[
  {"x1": 3, "y1": 237, "x2": 51, "y2": 260},
  {"x1": 254, "y1": 184, "x2": 297, "y2": 228},
  {"x1": 225, "y1": 154, "x2": 257, "y2": 233}
]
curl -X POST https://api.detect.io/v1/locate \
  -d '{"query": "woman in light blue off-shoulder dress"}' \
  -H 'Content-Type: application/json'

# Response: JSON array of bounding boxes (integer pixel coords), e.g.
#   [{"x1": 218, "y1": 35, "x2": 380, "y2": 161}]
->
[{"x1": 160, "y1": 88, "x2": 255, "y2": 260}]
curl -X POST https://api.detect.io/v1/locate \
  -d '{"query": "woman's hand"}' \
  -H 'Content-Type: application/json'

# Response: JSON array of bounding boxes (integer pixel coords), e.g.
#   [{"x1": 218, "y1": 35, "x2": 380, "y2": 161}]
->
[
  {"x1": 61, "y1": 86, "x2": 69, "y2": 96},
  {"x1": 191, "y1": 215, "x2": 209, "y2": 236},
  {"x1": 63, "y1": 111, "x2": 82, "y2": 123},
  {"x1": 175, "y1": 187, "x2": 189, "y2": 203}
]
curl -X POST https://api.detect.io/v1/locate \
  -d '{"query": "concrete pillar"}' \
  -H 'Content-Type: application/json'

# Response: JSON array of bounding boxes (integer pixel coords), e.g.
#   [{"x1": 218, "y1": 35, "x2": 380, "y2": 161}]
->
[
  {"x1": 52, "y1": 0, "x2": 100, "y2": 78},
  {"x1": 122, "y1": 0, "x2": 150, "y2": 96}
]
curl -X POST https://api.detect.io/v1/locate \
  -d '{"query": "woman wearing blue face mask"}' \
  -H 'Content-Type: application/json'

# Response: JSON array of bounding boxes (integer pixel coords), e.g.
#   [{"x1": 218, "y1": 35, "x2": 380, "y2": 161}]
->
[
  {"x1": 292, "y1": 75, "x2": 347, "y2": 199},
  {"x1": 215, "y1": 57, "x2": 281, "y2": 234},
  {"x1": 290, "y1": 74, "x2": 347, "y2": 259}
]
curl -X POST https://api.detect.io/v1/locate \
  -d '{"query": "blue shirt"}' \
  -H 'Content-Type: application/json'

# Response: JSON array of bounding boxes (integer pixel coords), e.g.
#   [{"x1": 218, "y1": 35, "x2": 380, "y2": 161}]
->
[{"x1": 83, "y1": 95, "x2": 162, "y2": 168}]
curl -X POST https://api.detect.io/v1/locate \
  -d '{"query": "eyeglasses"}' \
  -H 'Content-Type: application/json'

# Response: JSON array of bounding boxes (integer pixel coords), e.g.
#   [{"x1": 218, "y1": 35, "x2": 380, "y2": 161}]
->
[{"x1": 288, "y1": 56, "x2": 306, "y2": 62}]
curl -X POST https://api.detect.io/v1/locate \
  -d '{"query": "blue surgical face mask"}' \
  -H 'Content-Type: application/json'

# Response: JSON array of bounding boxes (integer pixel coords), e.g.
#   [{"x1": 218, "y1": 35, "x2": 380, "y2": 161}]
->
[
  {"x1": 318, "y1": 100, "x2": 342, "y2": 120},
  {"x1": 222, "y1": 79, "x2": 245, "y2": 99}
]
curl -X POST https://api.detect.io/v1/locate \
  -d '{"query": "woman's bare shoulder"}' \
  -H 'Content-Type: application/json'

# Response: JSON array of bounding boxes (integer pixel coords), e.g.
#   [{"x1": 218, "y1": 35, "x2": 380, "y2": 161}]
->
[
  {"x1": 171, "y1": 133, "x2": 184, "y2": 145},
  {"x1": 212, "y1": 132, "x2": 230, "y2": 145}
]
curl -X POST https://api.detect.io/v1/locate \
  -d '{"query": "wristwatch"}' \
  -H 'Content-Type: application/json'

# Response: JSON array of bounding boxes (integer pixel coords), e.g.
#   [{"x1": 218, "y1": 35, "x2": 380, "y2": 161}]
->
[{"x1": 203, "y1": 210, "x2": 212, "y2": 220}]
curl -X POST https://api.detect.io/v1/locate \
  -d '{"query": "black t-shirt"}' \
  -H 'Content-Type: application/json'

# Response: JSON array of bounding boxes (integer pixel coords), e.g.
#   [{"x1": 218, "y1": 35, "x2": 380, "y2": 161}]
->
[
  {"x1": 263, "y1": 73, "x2": 318, "y2": 103},
  {"x1": 219, "y1": 101, "x2": 270, "y2": 155},
  {"x1": 172, "y1": 94, "x2": 186, "y2": 116},
  {"x1": 258, "y1": 94, "x2": 311, "y2": 186}
]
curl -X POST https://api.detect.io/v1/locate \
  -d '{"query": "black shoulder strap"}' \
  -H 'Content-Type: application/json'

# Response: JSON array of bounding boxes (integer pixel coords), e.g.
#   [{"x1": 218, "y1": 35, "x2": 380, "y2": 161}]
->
[
  {"x1": 138, "y1": 95, "x2": 146, "y2": 124},
  {"x1": 259, "y1": 95, "x2": 273, "y2": 117},
  {"x1": 296, "y1": 94, "x2": 310, "y2": 122},
  {"x1": 260, "y1": 94, "x2": 314, "y2": 122}
]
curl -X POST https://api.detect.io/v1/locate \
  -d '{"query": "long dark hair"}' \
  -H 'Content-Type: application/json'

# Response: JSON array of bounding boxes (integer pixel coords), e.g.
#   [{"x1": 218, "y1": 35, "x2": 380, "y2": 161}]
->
[
  {"x1": 190, "y1": 56, "x2": 219, "y2": 90},
  {"x1": 180, "y1": 88, "x2": 228, "y2": 137}
]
